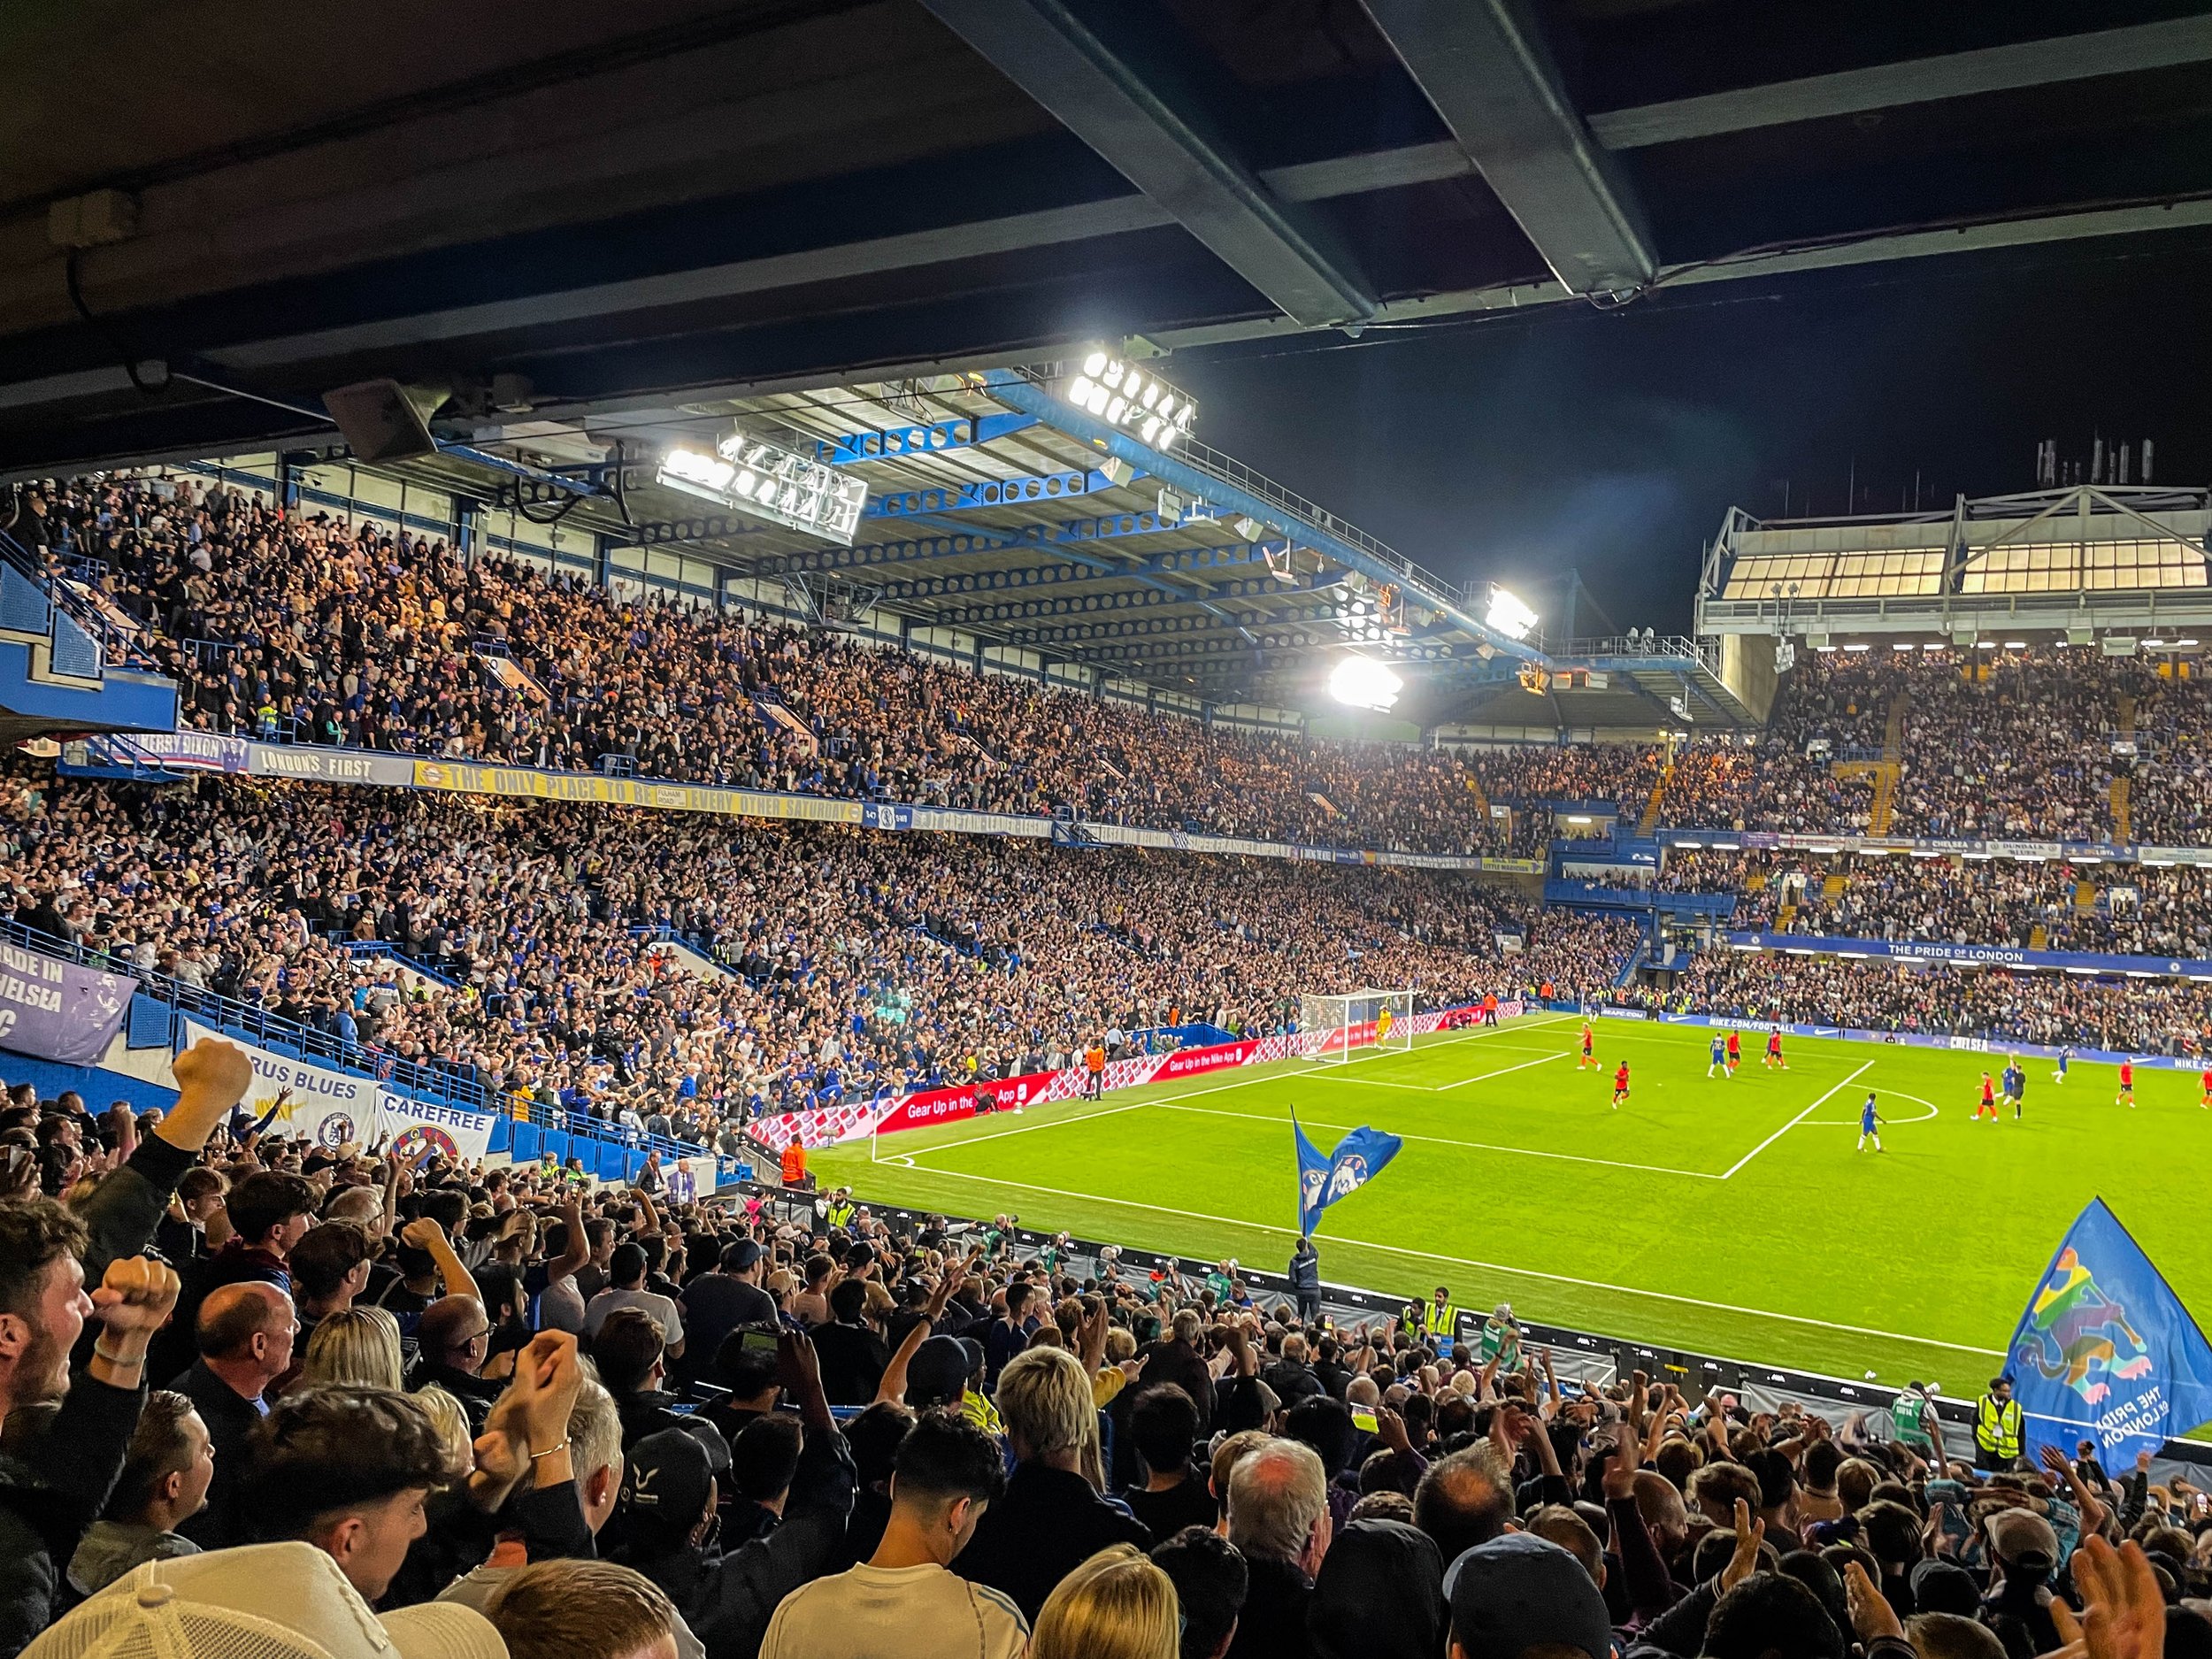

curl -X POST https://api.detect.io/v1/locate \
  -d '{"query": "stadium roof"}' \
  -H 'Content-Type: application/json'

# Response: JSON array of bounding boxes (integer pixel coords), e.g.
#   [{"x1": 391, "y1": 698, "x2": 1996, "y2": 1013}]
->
[
  {"x1": 311, "y1": 365, "x2": 1752, "y2": 720},
  {"x1": 1697, "y1": 484, "x2": 2212, "y2": 643},
  {"x1": 6, "y1": 1, "x2": 2212, "y2": 472}
]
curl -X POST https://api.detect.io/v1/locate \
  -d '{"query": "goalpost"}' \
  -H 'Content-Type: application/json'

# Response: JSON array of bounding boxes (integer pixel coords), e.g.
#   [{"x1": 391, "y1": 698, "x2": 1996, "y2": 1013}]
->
[{"x1": 1301, "y1": 987, "x2": 1416, "y2": 1064}]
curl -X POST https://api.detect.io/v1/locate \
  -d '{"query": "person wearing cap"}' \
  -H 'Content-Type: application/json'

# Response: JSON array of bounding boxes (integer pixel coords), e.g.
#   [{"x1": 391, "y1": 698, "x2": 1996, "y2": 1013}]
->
[
  {"x1": 22, "y1": 1540, "x2": 505, "y2": 1659},
  {"x1": 613, "y1": 1330, "x2": 855, "y2": 1659},
  {"x1": 0, "y1": 1206, "x2": 181, "y2": 1659},
  {"x1": 1982, "y1": 1508, "x2": 2062, "y2": 1652},
  {"x1": 1446, "y1": 1532, "x2": 1615, "y2": 1659},
  {"x1": 678, "y1": 1240, "x2": 777, "y2": 1386},
  {"x1": 1310, "y1": 1517, "x2": 1446, "y2": 1659}
]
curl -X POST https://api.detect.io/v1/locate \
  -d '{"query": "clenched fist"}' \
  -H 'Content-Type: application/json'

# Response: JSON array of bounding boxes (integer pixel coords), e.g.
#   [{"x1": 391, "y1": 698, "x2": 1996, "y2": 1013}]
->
[
  {"x1": 173, "y1": 1038, "x2": 255, "y2": 1110},
  {"x1": 91, "y1": 1256, "x2": 181, "y2": 1339}
]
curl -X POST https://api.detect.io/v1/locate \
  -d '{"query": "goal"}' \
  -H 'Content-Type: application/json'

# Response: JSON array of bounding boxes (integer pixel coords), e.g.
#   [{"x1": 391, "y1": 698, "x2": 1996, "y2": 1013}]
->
[{"x1": 1301, "y1": 988, "x2": 1416, "y2": 1064}]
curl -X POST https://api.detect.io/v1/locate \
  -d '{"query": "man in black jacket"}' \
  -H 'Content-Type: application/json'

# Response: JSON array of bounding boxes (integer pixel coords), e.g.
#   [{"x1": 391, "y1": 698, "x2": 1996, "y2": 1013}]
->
[
  {"x1": 612, "y1": 1330, "x2": 854, "y2": 1659},
  {"x1": 1288, "y1": 1237, "x2": 1322, "y2": 1324},
  {"x1": 1224, "y1": 1439, "x2": 1331, "y2": 1659}
]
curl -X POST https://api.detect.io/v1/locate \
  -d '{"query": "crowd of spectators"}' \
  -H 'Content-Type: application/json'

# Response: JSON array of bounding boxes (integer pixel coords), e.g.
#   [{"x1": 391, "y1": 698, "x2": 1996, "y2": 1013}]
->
[
  {"x1": 1663, "y1": 950, "x2": 2212, "y2": 1052},
  {"x1": 1659, "y1": 849, "x2": 2212, "y2": 958},
  {"x1": 19, "y1": 475, "x2": 1609, "y2": 858},
  {"x1": 2, "y1": 1038, "x2": 2200, "y2": 1659},
  {"x1": 3, "y1": 771, "x2": 1634, "y2": 1147}
]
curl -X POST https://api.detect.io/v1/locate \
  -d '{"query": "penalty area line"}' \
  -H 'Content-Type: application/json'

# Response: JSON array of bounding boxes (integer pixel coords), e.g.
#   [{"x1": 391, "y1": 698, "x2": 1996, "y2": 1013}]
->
[{"x1": 858, "y1": 1162, "x2": 2001, "y2": 1356}]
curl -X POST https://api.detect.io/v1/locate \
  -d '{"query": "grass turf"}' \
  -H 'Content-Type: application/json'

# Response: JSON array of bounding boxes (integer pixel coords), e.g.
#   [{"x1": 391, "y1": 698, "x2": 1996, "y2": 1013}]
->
[{"x1": 812, "y1": 1013, "x2": 2209, "y2": 1395}]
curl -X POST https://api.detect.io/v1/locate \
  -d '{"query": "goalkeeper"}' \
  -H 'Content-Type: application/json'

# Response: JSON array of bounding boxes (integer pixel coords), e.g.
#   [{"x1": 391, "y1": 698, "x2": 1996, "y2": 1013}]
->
[{"x1": 1375, "y1": 1004, "x2": 1394, "y2": 1044}]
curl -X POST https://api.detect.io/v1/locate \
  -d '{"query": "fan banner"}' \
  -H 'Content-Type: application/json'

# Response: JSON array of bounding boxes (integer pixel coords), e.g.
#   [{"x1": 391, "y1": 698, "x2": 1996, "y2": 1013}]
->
[{"x1": 2003, "y1": 1198, "x2": 2212, "y2": 1465}]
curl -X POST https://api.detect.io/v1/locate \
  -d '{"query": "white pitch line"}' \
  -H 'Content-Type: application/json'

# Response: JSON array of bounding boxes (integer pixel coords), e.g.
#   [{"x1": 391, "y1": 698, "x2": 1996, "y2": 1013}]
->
[
  {"x1": 902, "y1": 1014, "x2": 1573, "y2": 1162},
  {"x1": 867, "y1": 1162, "x2": 2001, "y2": 1355},
  {"x1": 1154, "y1": 1101, "x2": 1723, "y2": 1179},
  {"x1": 1437, "y1": 1051, "x2": 1570, "y2": 1091},
  {"x1": 1720, "y1": 1060, "x2": 1876, "y2": 1179}
]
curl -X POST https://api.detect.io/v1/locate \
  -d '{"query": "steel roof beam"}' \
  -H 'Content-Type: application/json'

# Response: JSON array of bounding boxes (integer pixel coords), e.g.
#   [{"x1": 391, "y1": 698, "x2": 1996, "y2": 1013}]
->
[
  {"x1": 862, "y1": 463, "x2": 1135, "y2": 519},
  {"x1": 916, "y1": 0, "x2": 1375, "y2": 326},
  {"x1": 1358, "y1": 0, "x2": 1655, "y2": 296},
  {"x1": 979, "y1": 369, "x2": 1541, "y2": 663},
  {"x1": 1590, "y1": 15, "x2": 2212, "y2": 150}
]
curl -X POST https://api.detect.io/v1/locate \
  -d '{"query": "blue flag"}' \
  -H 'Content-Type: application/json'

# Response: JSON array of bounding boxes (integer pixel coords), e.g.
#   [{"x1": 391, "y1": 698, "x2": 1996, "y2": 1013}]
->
[
  {"x1": 1292, "y1": 1110, "x2": 1403, "y2": 1237},
  {"x1": 2004, "y1": 1198, "x2": 2212, "y2": 1465}
]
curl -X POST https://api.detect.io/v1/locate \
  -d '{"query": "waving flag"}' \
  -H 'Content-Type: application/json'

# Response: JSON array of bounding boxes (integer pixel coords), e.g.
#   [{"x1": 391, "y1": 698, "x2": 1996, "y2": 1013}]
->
[
  {"x1": 1293, "y1": 1110, "x2": 1403, "y2": 1237},
  {"x1": 2005, "y1": 1199, "x2": 2212, "y2": 1465}
]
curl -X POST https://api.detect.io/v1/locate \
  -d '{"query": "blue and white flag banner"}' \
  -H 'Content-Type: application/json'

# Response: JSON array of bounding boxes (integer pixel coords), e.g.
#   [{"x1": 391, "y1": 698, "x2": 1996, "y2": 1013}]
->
[{"x1": 2004, "y1": 1199, "x2": 2212, "y2": 1464}]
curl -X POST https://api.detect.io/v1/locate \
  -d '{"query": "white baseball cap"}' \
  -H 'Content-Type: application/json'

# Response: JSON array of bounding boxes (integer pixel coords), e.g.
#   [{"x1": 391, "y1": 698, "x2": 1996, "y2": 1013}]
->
[{"x1": 26, "y1": 1542, "x2": 506, "y2": 1659}]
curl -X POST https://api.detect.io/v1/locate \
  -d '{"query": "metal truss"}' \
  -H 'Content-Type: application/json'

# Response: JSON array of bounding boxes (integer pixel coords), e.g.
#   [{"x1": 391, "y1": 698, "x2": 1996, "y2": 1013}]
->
[{"x1": 817, "y1": 411, "x2": 1038, "y2": 467}]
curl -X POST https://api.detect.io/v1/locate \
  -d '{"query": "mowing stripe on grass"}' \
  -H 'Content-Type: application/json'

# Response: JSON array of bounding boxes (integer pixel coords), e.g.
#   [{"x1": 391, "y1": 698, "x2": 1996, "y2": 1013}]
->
[
  {"x1": 903, "y1": 1013, "x2": 1573, "y2": 1162},
  {"x1": 1151, "y1": 1101, "x2": 1724, "y2": 1179},
  {"x1": 886, "y1": 1161, "x2": 2001, "y2": 1356},
  {"x1": 1719, "y1": 1061, "x2": 1875, "y2": 1179}
]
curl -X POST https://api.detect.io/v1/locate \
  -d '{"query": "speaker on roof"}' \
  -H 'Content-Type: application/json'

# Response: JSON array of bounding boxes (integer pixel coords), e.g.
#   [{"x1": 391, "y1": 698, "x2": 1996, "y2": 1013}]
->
[{"x1": 322, "y1": 379, "x2": 448, "y2": 463}]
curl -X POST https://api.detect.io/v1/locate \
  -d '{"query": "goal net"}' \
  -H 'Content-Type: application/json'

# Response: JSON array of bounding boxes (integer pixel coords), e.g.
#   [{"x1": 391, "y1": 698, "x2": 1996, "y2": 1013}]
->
[{"x1": 1301, "y1": 987, "x2": 1416, "y2": 1064}]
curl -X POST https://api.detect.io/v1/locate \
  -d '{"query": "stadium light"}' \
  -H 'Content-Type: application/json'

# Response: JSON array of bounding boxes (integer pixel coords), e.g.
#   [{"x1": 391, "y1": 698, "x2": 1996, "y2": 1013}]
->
[
  {"x1": 657, "y1": 433, "x2": 869, "y2": 545},
  {"x1": 2003, "y1": 640, "x2": 2029, "y2": 649},
  {"x1": 1327, "y1": 655, "x2": 1402, "y2": 711},
  {"x1": 1485, "y1": 585, "x2": 1539, "y2": 641},
  {"x1": 1065, "y1": 349, "x2": 1198, "y2": 449}
]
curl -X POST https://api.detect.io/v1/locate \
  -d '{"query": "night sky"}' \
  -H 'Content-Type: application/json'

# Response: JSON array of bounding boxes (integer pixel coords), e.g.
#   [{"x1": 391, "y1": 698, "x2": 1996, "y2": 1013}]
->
[{"x1": 1171, "y1": 233, "x2": 2212, "y2": 638}]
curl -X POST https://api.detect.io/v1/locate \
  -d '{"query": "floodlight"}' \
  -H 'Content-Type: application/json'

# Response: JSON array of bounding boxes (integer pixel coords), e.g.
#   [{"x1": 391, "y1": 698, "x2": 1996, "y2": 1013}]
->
[
  {"x1": 656, "y1": 432, "x2": 868, "y2": 544},
  {"x1": 2003, "y1": 640, "x2": 2028, "y2": 649},
  {"x1": 1062, "y1": 349, "x2": 1197, "y2": 448},
  {"x1": 1328, "y1": 655, "x2": 1402, "y2": 711},
  {"x1": 1485, "y1": 585, "x2": 1539, "y2": 641}
]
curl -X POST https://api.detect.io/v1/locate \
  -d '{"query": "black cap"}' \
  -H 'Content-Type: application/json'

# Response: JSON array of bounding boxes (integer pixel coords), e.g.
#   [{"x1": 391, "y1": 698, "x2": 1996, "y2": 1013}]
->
[
  {"x1": 722, "y1": 1239, "x2": 764, "y2": 1272},
  {"x1": 619, "y1": 1429, "x2": 714, "y2": 1534}
]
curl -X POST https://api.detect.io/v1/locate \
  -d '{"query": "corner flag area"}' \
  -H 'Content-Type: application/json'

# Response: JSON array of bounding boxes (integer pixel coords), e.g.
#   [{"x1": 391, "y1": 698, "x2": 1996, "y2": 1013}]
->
[{"x1": 815, "y1": 1013, "x2": 2208, "y2": 1394}]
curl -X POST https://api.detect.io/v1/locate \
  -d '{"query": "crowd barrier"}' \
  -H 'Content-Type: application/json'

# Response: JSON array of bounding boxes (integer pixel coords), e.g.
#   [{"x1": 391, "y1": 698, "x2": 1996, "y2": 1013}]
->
[{"x1": 748, "y1": 1000, "x2": 1526, "y2": 1151}]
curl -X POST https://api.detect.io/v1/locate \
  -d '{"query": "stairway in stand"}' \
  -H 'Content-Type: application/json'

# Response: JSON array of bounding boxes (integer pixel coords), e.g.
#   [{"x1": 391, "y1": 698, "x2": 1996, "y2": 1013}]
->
[
  {"x1": 1869, "y1": 691, "x2": 1910, "y2": 836},
  {"x1": 1638, "y1": 763, "x2": 1671, "y2": 838},
  {"x1": 2112, "y1": 693, "x2": 2135, "y2": 843}
]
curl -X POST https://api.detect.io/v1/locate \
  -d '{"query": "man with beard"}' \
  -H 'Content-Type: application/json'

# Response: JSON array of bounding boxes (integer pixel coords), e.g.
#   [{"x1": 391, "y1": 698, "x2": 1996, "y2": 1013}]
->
[{"x1": 0, "y1": 1204, "x2": 181, "y2": 1656}]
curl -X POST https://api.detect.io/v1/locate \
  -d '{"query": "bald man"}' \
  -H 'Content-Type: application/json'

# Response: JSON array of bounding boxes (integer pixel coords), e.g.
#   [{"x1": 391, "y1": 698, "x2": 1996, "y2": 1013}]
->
[
  {"x1": 173, "y1": 1280, "x2": 296, "y2": 1547},
  {"x1": 412, "y1": 1294, "x2": 502, "y2": 1428}
]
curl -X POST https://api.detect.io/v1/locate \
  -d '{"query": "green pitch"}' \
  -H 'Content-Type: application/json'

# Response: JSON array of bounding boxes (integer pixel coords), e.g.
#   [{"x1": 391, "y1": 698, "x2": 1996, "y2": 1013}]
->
[{"x1": 812, "y1": 1014, "x2": 2211, "y2": 1394}]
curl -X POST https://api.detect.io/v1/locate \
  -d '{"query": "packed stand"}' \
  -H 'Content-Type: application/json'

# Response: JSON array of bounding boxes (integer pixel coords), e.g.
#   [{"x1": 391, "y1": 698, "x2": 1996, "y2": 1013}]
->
[
  {"x1": 1659, "y1": 849, "x2": 2212, "y2": 958},
  {"x1": 3, "y1": 1041, "x2": 2200, "y2": 1659},
  {"x1": 1663, "y1": 949, "x2": 2212, "y2": 1052},
  {"x1": 19, "y1": 476, "x2": 1521, "y2": 856},
  {"x1": 2, "y1": 771, "x2": 1618, "y2": 1143}
]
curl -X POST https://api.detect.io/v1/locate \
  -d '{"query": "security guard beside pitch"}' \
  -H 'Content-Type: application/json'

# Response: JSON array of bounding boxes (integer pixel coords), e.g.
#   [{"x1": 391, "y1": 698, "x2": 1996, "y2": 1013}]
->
[
  {"x1": 1414, "y1": 1284, "x2": 1463, "y2": 1350},
  {"x1": 1975, "y1": 1373, "x2": 2024, "y2": 1471}
]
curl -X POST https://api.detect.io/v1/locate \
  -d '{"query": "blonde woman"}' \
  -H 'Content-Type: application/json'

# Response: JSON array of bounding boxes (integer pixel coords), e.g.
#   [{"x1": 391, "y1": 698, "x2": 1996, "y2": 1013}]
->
[
  {"x1": 299, "y1": 1306, "x2": 403, "y2": 1391},
  {"x1": 1030, "y1": 1544, "x2": 1179, "y2": 1659},
  {"x1": 958, "y1": 1347, "x2": 1148, "y2": 1619},
  {"x1": 411, "y1": 1385, "x2": 476, "y2": 1469}
]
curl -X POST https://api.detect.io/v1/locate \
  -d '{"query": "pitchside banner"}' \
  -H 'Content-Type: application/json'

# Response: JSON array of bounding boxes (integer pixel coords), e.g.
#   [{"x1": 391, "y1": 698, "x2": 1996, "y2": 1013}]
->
[
  {"x1": 178, "y1": 1019, "x2": 495, "y2": 1161},
  {"x1": 750, "y1": 1000, "x2": 1527, "y2": 1149},
  {"x1": 0, "y1": 941, "x2": 135, "y2": 1064},
  {"x1": 2004, "y1": 1199, "x2": 2212, "y2": 1464}
]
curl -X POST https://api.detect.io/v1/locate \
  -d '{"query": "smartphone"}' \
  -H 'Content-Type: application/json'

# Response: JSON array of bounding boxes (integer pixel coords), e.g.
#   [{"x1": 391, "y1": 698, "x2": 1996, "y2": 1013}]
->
[
  {"x1": 740, "y1": 1329, "x2": 780, "y2": 1357},
  {"x1": 1351, "y1": 1407, "x2": 1379, "y2": 1433}
]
